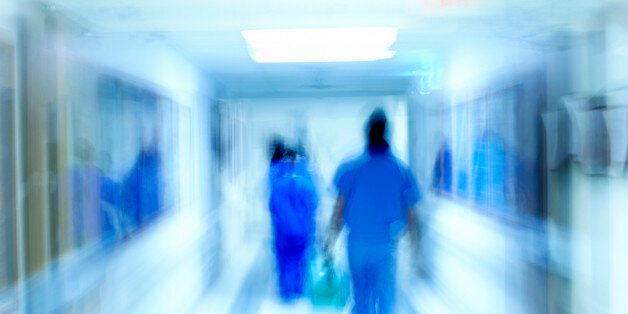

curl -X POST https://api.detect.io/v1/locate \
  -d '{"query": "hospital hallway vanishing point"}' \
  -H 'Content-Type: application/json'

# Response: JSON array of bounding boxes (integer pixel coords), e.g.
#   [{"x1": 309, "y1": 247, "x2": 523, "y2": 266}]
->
[{"x1": 1, "y1": 0, "x2": 628, "y2": 313}]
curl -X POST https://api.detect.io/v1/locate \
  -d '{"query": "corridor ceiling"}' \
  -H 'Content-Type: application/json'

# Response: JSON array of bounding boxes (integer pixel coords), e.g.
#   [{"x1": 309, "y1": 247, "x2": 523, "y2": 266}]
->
[{"x1": 45, "y1": 0, "x2": 610, "y2": 97}]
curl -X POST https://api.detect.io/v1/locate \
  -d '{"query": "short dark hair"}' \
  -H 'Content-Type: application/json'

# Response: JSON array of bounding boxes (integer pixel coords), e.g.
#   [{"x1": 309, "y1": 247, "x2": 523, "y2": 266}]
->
[
  {"x1": 269, "y1": 136, "x2": 285, "y2": 162},
  {"x1": 366, "y1": 108, "x2": 388, "y2": 143}
]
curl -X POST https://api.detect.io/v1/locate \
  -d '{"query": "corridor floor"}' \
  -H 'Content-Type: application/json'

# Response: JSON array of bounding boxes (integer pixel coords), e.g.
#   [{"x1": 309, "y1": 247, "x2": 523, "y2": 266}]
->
[{"x1": 195, "y1": 239, "x2": 429, "y2": 314}]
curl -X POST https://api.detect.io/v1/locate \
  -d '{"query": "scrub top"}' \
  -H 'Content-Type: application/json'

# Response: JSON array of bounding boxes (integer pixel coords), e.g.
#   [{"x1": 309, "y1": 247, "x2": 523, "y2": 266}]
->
[
  {"x1": 333, "y1": 150, "x2": 420, "y2": 245},
  {"x1": 269, "y1": 159, "x2": 318, "y2": 243}
]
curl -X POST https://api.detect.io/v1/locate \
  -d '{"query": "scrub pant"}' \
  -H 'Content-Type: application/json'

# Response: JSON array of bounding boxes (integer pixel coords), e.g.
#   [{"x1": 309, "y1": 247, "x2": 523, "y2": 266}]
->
[
  {"x1": 274, "y1": 237, "x2": 308, "y2": 301},
  {"x1": 348, "y1": 241, "x2": 396, "y2": 314}
]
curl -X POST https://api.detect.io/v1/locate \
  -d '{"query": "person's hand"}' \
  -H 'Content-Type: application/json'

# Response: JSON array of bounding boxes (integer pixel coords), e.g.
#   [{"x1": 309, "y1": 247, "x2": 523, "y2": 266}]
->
[{"x1": 323, "y1": 238, "x2": 333, "y2": 262}]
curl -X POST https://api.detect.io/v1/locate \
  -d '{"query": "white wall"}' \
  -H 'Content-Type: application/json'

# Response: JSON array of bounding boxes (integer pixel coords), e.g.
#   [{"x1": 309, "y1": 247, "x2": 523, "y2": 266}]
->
[
  {"x1": 0, "y1": 2, "x2": 218, "y2": 311},
  {"x1": 0, "y1": 1, "x2": 17, "y2": 41},
  {"x1": 55, "y1": 33, "x2": 215, "y2": 312},
  {"x1": 543, "y1": 16, "x2": 628, "y2": 313}
]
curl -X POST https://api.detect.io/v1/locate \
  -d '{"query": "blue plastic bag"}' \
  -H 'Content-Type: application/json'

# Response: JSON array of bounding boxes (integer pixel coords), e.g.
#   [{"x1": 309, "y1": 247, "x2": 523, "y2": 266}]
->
[{"x1": 308, "y1": 255, "x2": 350, "y2": 310}]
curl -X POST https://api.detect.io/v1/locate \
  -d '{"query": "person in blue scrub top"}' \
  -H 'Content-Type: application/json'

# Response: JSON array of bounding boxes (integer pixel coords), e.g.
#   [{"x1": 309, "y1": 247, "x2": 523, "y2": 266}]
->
[
  {"x1": 325, "y1": 108, "x2": 421, "y2": 314},
  {"x1": 432, "y1": 140, "x2": 453, "y2": 194},
  {"x1": 269, "y1": 140, "x2": 319, "y2": 301},
  {"x1": 121, "y1": 140, "x2": 162, "y2": 230}
]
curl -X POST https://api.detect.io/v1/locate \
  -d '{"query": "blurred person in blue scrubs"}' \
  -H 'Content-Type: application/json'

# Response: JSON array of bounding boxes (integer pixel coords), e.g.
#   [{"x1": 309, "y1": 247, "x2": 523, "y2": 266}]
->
[
  {"x1": 70, "y1": 139, "x2": 120, "y2": 246},
  {"x1": 268, "y1": 139, "x2": 319, "y2": 302},
  {"x1": 121, "y1": 137, "x2": 162, "y2": 231},
  {"x1": 325, "y1": 108, "x2": 421, "y2": 314},
  {"x1": 432, "y1": 140, "x2": 453, "y2": 195},
  {"x1": 472, "y1": 130, "x2": 506, "y2": 211}
]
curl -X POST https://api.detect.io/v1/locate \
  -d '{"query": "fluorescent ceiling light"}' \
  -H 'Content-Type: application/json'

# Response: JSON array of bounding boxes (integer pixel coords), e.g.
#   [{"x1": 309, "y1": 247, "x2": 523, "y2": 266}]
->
[{"x1": 241, "y1": 27, "x2": 398, "y2": 63}]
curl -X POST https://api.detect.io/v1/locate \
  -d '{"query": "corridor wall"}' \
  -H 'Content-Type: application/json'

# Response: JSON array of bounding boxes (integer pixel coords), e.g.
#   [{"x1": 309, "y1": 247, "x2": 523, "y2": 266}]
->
[
  {"x1": 545, "y1": 13, "x2": 628, "y2": 314},
  {"x1": 408, "y1": 60, "x2": 547, "y2": 314},
  {"x1": 0, "y1": 1, "x2": 218, "y2": 312}
]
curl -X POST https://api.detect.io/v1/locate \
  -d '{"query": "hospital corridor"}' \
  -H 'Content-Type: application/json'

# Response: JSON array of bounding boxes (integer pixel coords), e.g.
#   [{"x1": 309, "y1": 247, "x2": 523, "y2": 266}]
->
[{"x1": 1, "y1": 1, "x2": 628, "y2": 313}]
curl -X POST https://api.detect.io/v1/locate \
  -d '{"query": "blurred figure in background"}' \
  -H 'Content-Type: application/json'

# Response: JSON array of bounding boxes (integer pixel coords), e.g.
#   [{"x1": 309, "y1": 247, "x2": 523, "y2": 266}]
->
[
  {"x1": 121, "y1": 137, "x2": 162, "y2": 231},
  {"x1": 432, "y1": 139, "x2": 453, "y2": 195},
  {"x1": 325, "y1": 108, "x2": 421, "y2": 314},
  {"x1": 71, "y1": 139, "x2": 120, "y2": 246},
  {"x1": 472, "y1": 130, "x2": 506, "y2": 211},
  {"x1": 268, "y1": 139, "x2": 319, "y2": 302}
]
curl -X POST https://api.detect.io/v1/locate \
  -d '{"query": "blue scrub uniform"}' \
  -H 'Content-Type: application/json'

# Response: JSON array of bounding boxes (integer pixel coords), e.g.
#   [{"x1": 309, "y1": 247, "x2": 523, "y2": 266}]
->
[
  {"x1": 334, "y1": 149, "x2": 420, "y2": 314},
  {"x1": 269, "y1": 159, "x2": 318, "y2": 300},
  {"x1": 122, "y1": 147, "x2": 161, "y2": 229}
]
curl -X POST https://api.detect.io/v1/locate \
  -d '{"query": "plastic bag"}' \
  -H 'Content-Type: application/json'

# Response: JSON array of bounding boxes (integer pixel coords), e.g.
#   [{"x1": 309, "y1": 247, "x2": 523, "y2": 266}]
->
[{"x1": 308, "y1": 255, "x2": 350, "y2": 310}]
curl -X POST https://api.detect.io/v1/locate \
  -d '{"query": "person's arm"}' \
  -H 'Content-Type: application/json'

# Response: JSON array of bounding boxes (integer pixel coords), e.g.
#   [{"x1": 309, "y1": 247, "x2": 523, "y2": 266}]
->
[
  {"x1": 324, "y1": 196, "x2": 345, "y2": 258},
  {"x1": 407, "y1": 204, "x2": 424, "y2": 276},
  {"x1": 406, "y1": 205, "x2": 419, "y2": 250},
  {"x1": 402, "y1": 166, "x2": 422, "y2": 274}
]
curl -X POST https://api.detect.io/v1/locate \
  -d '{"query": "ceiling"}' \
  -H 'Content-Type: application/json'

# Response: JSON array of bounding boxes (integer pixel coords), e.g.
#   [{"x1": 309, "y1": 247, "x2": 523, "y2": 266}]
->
[{"x1": 44, "y1": 0, "x2": 610, "y2": 97}]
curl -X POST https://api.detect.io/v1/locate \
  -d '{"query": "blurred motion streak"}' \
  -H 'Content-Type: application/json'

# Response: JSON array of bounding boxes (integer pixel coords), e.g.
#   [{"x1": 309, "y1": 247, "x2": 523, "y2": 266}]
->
[{"x1": 0, "y1": 0, "x2": 627, "y2": 314}]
